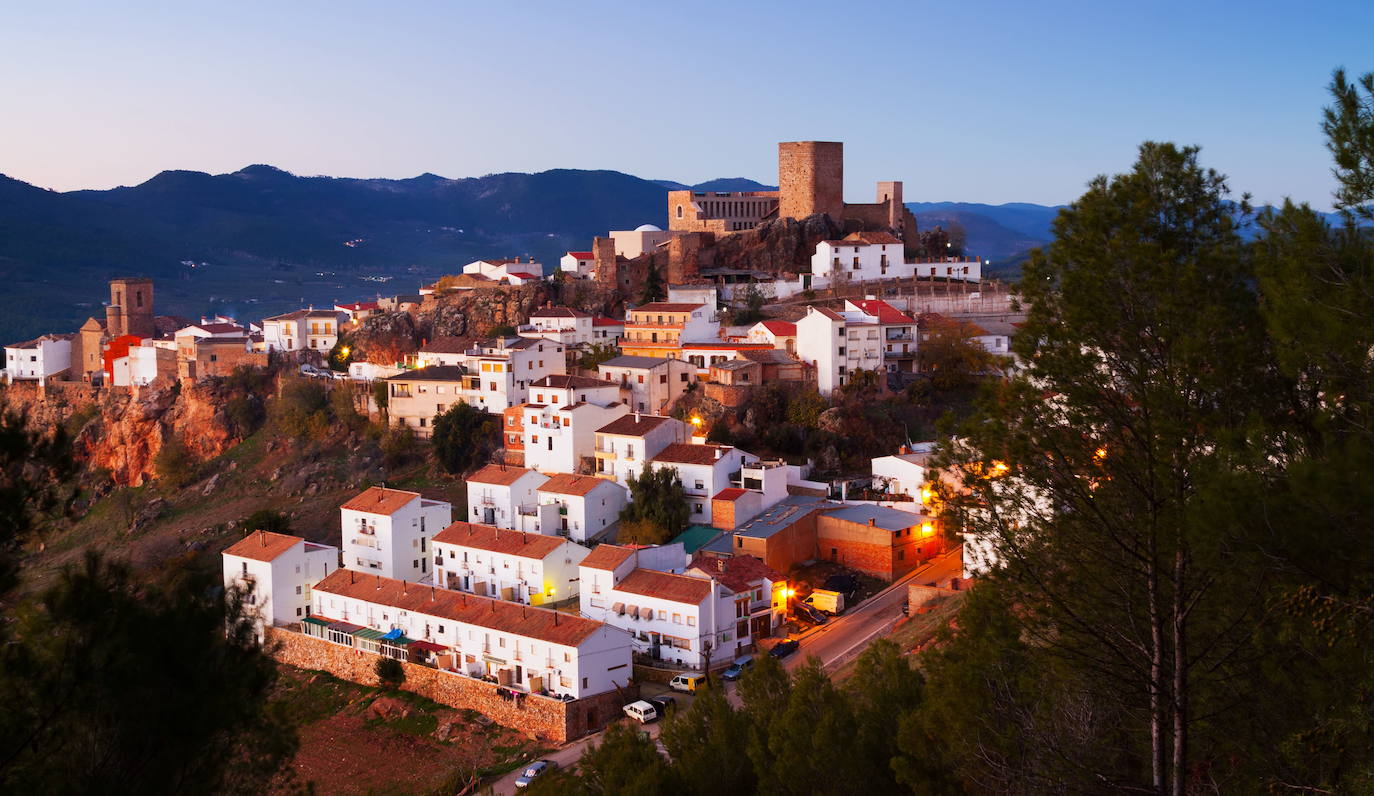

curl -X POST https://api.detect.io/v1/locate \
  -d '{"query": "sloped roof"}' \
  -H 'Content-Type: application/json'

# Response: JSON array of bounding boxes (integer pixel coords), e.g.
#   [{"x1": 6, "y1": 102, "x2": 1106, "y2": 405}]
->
[
  {"x1": 652, "y1": 443, "x2": 734, "y2": 466},
  {"x1": 312, "y1": 569, "x2": 603, "y2": 646},
  {"x1": 614, "y1": 568, "x2": 713, "y2": 605},
  {"x1": 592, "y1": 316, "x2": 624, "y2": 327},
  {"x1": 580, "y1": 544, "x2": 636, "y2": 571},
  {"x1": 421, "y1": 336, "x2": 478, "y2": 354},
  {"x1": 466, "y1": 464, "x2": 538, "y2": 486},
  {"x1": 596, "y1": 414, "x2": 672, "y2": 437},
  {"x1": 538, "y1": 473, "x2": 612, "y2": 497},
  {"x1": 385, "y1": 365, "x2": 465, "y2": 382},
  {"x1": 223, "y1": 530, "x2": 302, "y2": 562},
  {"x1": 340, "y1": 487, "x2": 420, "y2": 515},
  {"x1": 758, "y1": 320, "x2": 796, "y2": 336},
  {"x1": 599, "y1": 355, "x2": 670, "y2": 369},
  {"x1": 823, "y1": 503, "x2": 925, "y2": 531},
  {"x1": 712, "y1": 487, "x2": 748, "y2": 501},
  {"x1": 432, "y1": 522, "x2": 565, "y2": 559},
  {"x1": 853, "y1": 299, "x2": 915, "y2": 325},
  {"x1": 565, "y1": 251, "x2": 595, "y2": 259},
  {"x1": 531, "y1": 374, "x2": 616, "y2": 389},
  {"x1": 630, "y1": 302, "x2": 703, "y2": 314},
  {"x1": 532, "y1": 306, "x2": 592, "y2": 319},
  {"x1": 688, "y1": 553, "x2": 785, "y2": 593}
]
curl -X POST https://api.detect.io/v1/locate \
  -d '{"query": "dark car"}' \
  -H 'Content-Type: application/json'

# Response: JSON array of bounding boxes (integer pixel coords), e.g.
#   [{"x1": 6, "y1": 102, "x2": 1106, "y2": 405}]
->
[
  {"x1": 721, "y1": 655, "x2": 754, "y2": 681},
  {"x1": 648, "y1": 695, "x2": 677, "y2": 714},
  {"x1": 794, "y1": 602, "x2": 829, "y2": 625},
  {"x1": 769, "y1": 639, "x2": 800, "y2": 659},
  {"x1": 823, "y1": 574, "x2": 861, "y2": 599}
]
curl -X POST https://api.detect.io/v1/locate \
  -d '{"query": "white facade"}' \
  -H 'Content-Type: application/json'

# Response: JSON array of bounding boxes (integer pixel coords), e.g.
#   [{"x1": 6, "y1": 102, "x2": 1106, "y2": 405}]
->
[
  {"x1": 521, "y1": 401, "x2": 629, "y2": 475},
  {"x1": 465, "y1": 464, "x2": 549, "y2": 529},
  {"x1": 113, "y1": 343, "x2": 167, "y2": 387},
  {"x1": 811, "y1": 233, "x2": 909, "y2": 283},
  {"x1": 222, "y1": 531, "x2": 338, "y2": 641},
  {"x1": 528, "y1": 374, "x2": 621, "y2": 409},
  {"x1": 871, "y1": 445, "x2": 937, "y2": 503},
  {"x1": 461, "y1": 337, "x2": 568, "y2": 413},
  {"x1": 796, "y1": 299, "x2": 916, "y2": 396},
  {"x1": 311, "y1": 570, "x2": 629, "y2": 699},
  {"x1": 909, "y1": 257, "x2": 982, "y2": 282},
  {"x1": 340, "y1": 487, "x2": 452, "y2": 582},
  {"x1": 262, "y1": 309, "x2": 344, "y2": 352},
  {"x1": 348, "y1": 361, "x2": 404, "y2": 381},
  {"x1": 3, "y1": 334, "x2": 72, "y2": 382},
  {"x1": 463, "y1": 257, "x2": 543, "y2": 282},
  {"x1": 746, "y1": 321, "x2": 797, "y2": 355},
  {"x1": 537, "y1": 475, "x2": 628, "y2": 542},
  {"x1": 610, "y1": 224, "x2": 672, "y2": 259},
  {"x1": 597, "y1": 356, "x2": 695, "y2": 414},
  {"x1": 559, "y1": 252, "x2": 595, "y2": 279},
  {"x1": 593, "y1": 414, "x2": 686, "y2": 487},
  {"x1": 521, "y1": 308, "x2": 594, "y2": 347},
  {"x1": 649, "y1": 443, "x2": 756, "y2": 525},
  {"x1": 432, "y1": 522, "x2": 590, "y2": 603}
]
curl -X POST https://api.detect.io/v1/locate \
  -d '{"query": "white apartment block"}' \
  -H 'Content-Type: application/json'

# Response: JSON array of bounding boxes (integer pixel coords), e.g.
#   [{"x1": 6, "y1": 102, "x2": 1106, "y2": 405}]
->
[
  {"x1": 465, "y1": 464, "x2": 548, "y2": 529},
  {"x1": 811, "y1": 231, "x2": 909, "y2": 283},
  {"x1": 459, "y1": 337, "x2": 568, "y2": 413},
  {"x1": 795, "y1": 298, "x2": 917, "y2": 396},
  {"x1": 310, "y1": 569, "x2": 629, "y2": 699},
  {"x1": 3, "y1": 333, "x2": 72, "y2": 382},
  {"x1": 521, "y1": 400, "x2": 629, "y2": 475},
  {"x1": 537, "y1": 474, "x2": 628, "y2": 543},
  {"x1": 340, "y1": 487, "x2": 452, "y2": 582},
  {"x1": 262, "y1": 309, "x2": 344, "y2": 352},
  {"x1": 649, "y1": 442, "x2": 755, "y2": 525},
  {"x1": 432, "y1": 521, "x2": 590, "y2": 604},
  {"x1": 559, "y1": 251, "x2": 595, "y2": 279},
  {"x1": 528, "y1": 374, "x2": 621, "y2": 409},
  {"x1": 222, "y1": 530, "x2": 338, "y2": 641},
  {"x1": 593, "y1": 413, "x2": 686, "y2": 487},
  {"x1": 910, "y1": 256, "x2": 982, "y2": 282},
  {"x1": 384, "y1": 366, "x2": 466, "y2": 437},
  {"x1": 522, "y1": 307, "x2": 594, "y2": 348},
  {"x1": 597, "y1": 356, "x2": 696, "y2": 414}
]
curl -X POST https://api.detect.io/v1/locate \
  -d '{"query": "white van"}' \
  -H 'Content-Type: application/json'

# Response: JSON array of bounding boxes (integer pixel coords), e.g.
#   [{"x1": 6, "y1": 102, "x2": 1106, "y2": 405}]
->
[{"x1": 623, "y1": 700, "x2": 659, "y2": 723}]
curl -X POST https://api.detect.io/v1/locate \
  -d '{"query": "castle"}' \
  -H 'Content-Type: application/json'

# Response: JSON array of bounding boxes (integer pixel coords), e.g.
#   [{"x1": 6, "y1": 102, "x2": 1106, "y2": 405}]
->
[{"x1": 666, "y1": 141, "x2": 915, "y2": 240}]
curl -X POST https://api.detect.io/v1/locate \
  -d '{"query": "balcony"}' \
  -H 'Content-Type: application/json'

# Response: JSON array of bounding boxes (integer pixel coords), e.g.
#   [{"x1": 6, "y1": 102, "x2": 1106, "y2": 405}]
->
[
  {"x1": 518, "y1": 504, "x2": 539, "y2": 516},
  {"x1": 885, "y1": 332, "x2": 914, "y2": 342},
  {"x1": 353, "y1": 536, "x2": 380, "y2": 549}
]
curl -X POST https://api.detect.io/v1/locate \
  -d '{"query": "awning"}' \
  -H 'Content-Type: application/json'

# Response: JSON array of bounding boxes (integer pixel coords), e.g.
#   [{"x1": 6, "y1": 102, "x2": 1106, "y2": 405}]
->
[
  {"x1": 354, "y1": 628, "x2": 385, "y2": 641},
  {"x1": 302, "y1": 616, "x2": 332, "y2": 627},
  {"x1": 328, "y1": 621, "x2": 364, "y2": 633},
  {"x1": 408, "y1": 640, "x2": 448, "y2": 653},
  {"x1": 381, "y1": 635, "x2": 414, "y2": 646},
  {"x1": 628, "y1": 605, "x2": 640, "y2": 619},
  {"x1": 613, "y1": 602, "x2": 625, "y2": 615},
  {"x1": 381, "y1": 627, "x2": 406, "y2": 640}
]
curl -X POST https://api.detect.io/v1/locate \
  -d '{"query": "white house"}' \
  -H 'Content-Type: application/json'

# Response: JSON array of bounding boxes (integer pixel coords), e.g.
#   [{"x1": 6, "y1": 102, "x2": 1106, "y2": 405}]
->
[
  {"x1": 340, "y1": 487, "x2": 452, "y2": 581},
  {"x1": 559, "y1": 251, "x2": 595, "y2": 279},
  {"x1": 262, "y1": 309, "x2": 344, "y2": 352},
  {"x1": 465, "y1": 463, "x2": 549, "y2": 529},
  {"x1": 309, "y1": 569, "x2": 629, "y2": 699},
  {"x1": 111, "y1": 341, "x2": 173, "y2": 387},
  {"x1": 746, "y1": 320, "x2": 797, "y2": 355},
  {"x1": 685, "y1": 553, "x2": 789, "y2": 642},
  {"x1": 462, "y1": 337, "x2": 568, "y2": 413},
  {"x1": 871, "y1": 443, "x2": 938, "y2": 504},
  {"x1": 222, "y1": 530, "x2": 338, "y2": 641},
  {"x1": 521, "y1": 307, "x2": 594, "y2": 347},
  {"x1": 335, "y1": 300, "x2": 380, "y2": 323},
  {"x1": 591, "y1": 317, "x2": 624, "y2": 345},
  {"x1": 529, "y1": 374, "x2": 621, "y2": 409},
  {"x1": 593, "y1": 413, "x2": 686, "y2": 487},
  {"x1": 432, "y1": 521, "x2": 590, "y2": 604},
  {"x1": 463, "y1": 257, "x2": 544, "y2": 283},
  {"x1": 795, "y1": 298, "x2": 917, "y2": 396},
  {"x1": 578, "y1": 543, "x2": 767, "y2": 667},
  {"x1": 3, "y1": 333, "x2": 72, "y2": 382},
  {"x1": 597, "y1": 355, "x2": 695, "y2": 414},
  {"x1": 610, "y1": 224, "x2": 672, "y2": 259},
  {"x1": 649, "y1": 442, "x2": 755, "y2": 525},
  {"x1": 811, "y1": 231, "x2": 909, "y2": 284},
  {"x1": 537, "y1": 474, "x2": 628, "y2": 543},
  {"x1": 520, "y1": 399, "x2": 629, "y2": 476},
  {"x1": 910, "y1": 256, "x2": 982, "y2": 282}
]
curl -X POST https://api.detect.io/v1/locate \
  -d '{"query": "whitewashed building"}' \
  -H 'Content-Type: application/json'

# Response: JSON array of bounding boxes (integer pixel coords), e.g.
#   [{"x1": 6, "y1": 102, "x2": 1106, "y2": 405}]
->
[
  {"x1": 746, "y1": 320, "x2": 797, "y2": 355},
  {"x1": 521, "y1": 307, "x2": 595, "y2": 347},
  {"x1": 795, "y1": 298, "x2": 917, "y2": 396},
  {"x1": 811, "y1": 231, "x2": 909, "y2": 283},
  {"x1": 3, "y1": 333, "x2": 72, "y2": 382},
  {"x1": 262, "y1": 309, "x2": 344, "y2": 352},
  {"x1": 597, "y1": 355, "x2": 695, "y2": 414},
  {"x1": 222, "y1": 530, "x2": 338, "y2": 641},
  {"x1": 559, "y1": 251, "x2": 596, "y2": 279},
  {"x1": 871, "y1": 443, "x2": 938, "y2": 503},
  {"x1": 520, "y1": 399, "x2": 629, "y2": 476},
  {"x1": 433, "y1": 521, "x2": 589, "y2": 604},
  {"x1": 593, "y1": 413, "x2": 685, "y2": 487},
  {"x1": 649, "y1": 442, "x2": 755, "y2": 525},
  {"x1": 465, "y1": 464, "x2": 548, "y2": 529},
  {"x1": 537, "y1": 474, "x2": 628, "y2": 543},
  {"x1": 340, "y1": 487, "x2": 452, "y2": 581},
  {"x1": 310, "y1": 569, "x2": 629, "y2": 698}
]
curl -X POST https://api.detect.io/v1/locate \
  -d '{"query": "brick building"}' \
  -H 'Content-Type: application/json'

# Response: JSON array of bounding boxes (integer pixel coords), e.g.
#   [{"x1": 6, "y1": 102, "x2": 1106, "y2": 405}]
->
[{"x1": 815, "y1": 504, "x2": 942, "y2": 582}]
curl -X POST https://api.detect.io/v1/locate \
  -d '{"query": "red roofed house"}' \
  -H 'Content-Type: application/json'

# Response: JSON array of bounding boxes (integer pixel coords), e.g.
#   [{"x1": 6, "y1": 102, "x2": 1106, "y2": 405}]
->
[
  {"x1": 523, "y1": 306, "x2": 595, "y2": 347},
  {"x1": 590, "y1": 316, "x2": 624, "y2": 345},
  {"x1": 795, "y1": 298, "x2": 917, "y2": 396},
  {"x1": 431, "y1": 521, "x2": 589, "y2": 604},
  {"x1": 536, "y1": 474, "x2": 629, "y2": 543},
  {"x1": 340, "y1": 487, "x2": 453, "y2": 581},
  {"x1": 464, "y1": 464, "x2": 549, "y2": 530},
  {"x1": 811, "y1": 230, "x2": 908, "y2": 284},
  {"x1": 559, "y1": 251, "x2": 596, "y2": 279},
  {"x1": 334, "y1": 300, "x2": 380, "y2": 323},
  {"x1": 747, "y1": 320, "x2": 797, "y2": 355},
  {"x1": 222, "y1": 530, "x2": 339, "y2": 641},
  {"x1": 686, "y1": 553, "x2": 789, "y2": 640},
  {"x1": 649, "y1": 442, "x2": 756, "y2": 526}
]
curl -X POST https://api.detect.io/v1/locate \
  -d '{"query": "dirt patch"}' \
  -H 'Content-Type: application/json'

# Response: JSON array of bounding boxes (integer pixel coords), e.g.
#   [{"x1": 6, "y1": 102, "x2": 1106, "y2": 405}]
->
[{"x1": 271, "y1": 666, "x2": 542, "y2": 795}]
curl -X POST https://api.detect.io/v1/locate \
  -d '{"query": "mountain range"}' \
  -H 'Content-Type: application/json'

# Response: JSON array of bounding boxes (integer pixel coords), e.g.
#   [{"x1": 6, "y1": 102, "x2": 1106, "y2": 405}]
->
[{"x1": 0, "y1": 166, "x2": 1061, "y2": 343}]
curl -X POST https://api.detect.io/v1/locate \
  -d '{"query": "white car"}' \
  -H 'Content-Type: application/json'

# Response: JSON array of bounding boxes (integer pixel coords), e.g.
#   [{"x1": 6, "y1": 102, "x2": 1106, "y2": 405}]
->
[
  {"x1": 622, "y1": 699, "x2": 658, "y2": 723},
  {"x1": 514, "y1": 759, "x2": 557, "y2": 788}
]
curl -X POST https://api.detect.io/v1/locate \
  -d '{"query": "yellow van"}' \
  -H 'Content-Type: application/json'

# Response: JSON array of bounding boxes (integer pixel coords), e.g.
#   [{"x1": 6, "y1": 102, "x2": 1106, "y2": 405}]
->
[{"x1": 669, "y1": 673, "x2": 707, "y2": 693}]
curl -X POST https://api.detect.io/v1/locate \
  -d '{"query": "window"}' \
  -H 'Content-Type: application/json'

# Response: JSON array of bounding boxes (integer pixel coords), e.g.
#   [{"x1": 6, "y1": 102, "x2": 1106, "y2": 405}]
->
[
  {"x1": 673, "y1": 613, "x2": 682, "y2": 624},
  {"x1": 680, "y1": 373, "x2": 689, "y2": 382},
  {"x1": 637, "y1": 375, "x2": 644, "y2": 384},
  {"x1": 295, "y1": 585, "x2": 302, "y2": 595},
  {"x1": 694, "y1": 479, "x2": 704, "y2": 490},
  {"x1": 694, "y1": 503, "x2": 703, "y2": 513},
  {"x1": 582, "y1": 677, "x2": 588, "y2": 689},
  {"x1": 737, "y1": 537, "x2": 744, "y2": 548},
  {"x1": 687, "y1": 616, "x2": 696, "y2": 626},
  {"x1": 659, "y1": 374, "x2": 667, "y2": 384},
  {"x1": 564, "y1": 651, "x2": 571, "y2": 662},
  {"x1": 657, "y1": 609, "x2": 666, "y2": 620}
]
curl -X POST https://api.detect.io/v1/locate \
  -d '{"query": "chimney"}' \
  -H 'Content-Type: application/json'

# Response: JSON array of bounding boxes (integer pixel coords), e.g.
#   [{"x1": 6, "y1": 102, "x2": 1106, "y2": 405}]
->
[
  {"x1": 376, "y1": 575, "x2": 382, "y2": 589},
  {"x1": 868, "y1": 517, "x2": 877, "y2": 526},
  {"x1": 403, "y1": 581, "x2": 408, "y2": 595},
  {"x1": 259, "y1": 530, "x2": 266, "y2": 546},
  {"x1": 350, "y1": 570, "x2": 355, "y2": 584},
  {"x1": 430, "y1": 586, "x2": 435, "y2": 600},
  {"x1": 715, "y1": 447, "x2": 723, "y2": 460}
]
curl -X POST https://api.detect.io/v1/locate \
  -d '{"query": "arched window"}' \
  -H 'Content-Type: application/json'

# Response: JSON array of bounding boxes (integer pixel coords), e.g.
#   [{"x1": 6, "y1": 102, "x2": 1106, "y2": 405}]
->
[{"x1": 677, "y1": 204, "x2": 683, "y2": 219}]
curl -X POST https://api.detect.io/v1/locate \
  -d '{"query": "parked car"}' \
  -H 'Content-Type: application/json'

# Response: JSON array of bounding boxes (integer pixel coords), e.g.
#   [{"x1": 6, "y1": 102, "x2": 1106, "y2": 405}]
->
[
  {"x1": 794, "y1": 602, "x2": 829, "y2": 625},
  {"x1": 669, "y1": 673, "x2": 707, "y2": 693},
  {"x1": 647, "y1": 695, "x2": 677, "y2": 715},
  {"x1": 299, "y1": 364, "x2": 323, "y2": 377},
  {"x1": 623, "y1": 700, "x2": 659, "y2": 723},
  {"x1": 514, "y1": 760, "x2": 557, "y2": 788},
  {"x1": 721, "y1": 655, "x2": 754, "y2": 681},
  {"x1": 769, "y1": 639, "x2": 800, "y2": 659},
  {"x1": 803, "y1": 588, "x2": 846, "y2": 615}
]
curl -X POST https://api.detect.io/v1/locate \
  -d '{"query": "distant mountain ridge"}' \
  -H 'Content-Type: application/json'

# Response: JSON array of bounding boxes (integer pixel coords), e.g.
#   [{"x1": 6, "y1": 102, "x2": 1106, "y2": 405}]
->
[{"x1": 1, "y1": 164, "x2": 1069, "y2": 342}]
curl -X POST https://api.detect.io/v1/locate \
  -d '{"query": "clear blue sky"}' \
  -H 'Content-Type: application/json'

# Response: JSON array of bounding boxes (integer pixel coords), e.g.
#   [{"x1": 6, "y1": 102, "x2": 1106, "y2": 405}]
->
[{"x1": 2, "y1": 0, "x2": 1369, "y2": 208}]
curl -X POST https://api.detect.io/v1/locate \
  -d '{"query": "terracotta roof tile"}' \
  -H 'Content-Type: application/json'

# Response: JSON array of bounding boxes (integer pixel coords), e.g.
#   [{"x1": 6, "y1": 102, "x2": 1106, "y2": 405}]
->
[
  {"x1": 531, "y1": 374, "x2": 616, "y2": 389},
  {"x1": 312, "y1": 569, "x2": 602, "y2": 646},
  {"x1": 713, "y1": 487, "x2": 748, "y2": 501},
  {"x1": 580, "y1": 544, "x2": 636, "y2": 571},
  {"x1": 466, "y1": 464, "x2": 537, "y2": 486},
  {"x1": 222, "y1": 530, "x2": 302, "y2": 562},
  {"x1": 538, "y1": 474, "x2": 611, "y2": 497},
  {"x1": 853, "y1": 299, "x2": 915, "y2": 325},
  {"x1": 615, "y1": 568, "x2": 713, "y2": 604},
  {"x1": 565, "y1": 251, "x2": 594, "y2": 259},
  {"x1": 531, "y1": 307, "x2": 592, "y2": 319},
  {"x1": 596, "y1": 414, "x2": 671, "y2": 437},
  {"x1": 759, "y1": 320, "x2": 796, "y2": 336},
  {"x1": 432, "y1": 522, "x2": 565, "y2": 559},
  {"x1": 687, "y1": 553, "x2": 785, "y2": 594},
  {"x1": 340, "y1": 487, "x2": 420, "y2": 515},
  {"x1": 651, "y1": 443, "x2": 734, "y2": 466},
  {"x1": 630, "y1": 302, "x2": 704, "y2": 314}
]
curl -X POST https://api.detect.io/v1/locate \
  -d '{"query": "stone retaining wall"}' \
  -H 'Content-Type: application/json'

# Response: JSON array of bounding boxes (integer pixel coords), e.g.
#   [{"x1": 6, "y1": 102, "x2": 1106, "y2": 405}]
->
[{"x1": 266, "y1": 628, "x2": 634, "y2": 744}]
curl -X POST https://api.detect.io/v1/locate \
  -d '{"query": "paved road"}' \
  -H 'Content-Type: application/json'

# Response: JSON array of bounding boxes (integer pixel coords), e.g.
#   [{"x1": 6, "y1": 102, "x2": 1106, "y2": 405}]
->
[
  {"x1": 782, "y1": 546, "x2": 964, "y2": 672},
  {"x1": 489, "y1": 548, "x2": 963, "y2": 793}
]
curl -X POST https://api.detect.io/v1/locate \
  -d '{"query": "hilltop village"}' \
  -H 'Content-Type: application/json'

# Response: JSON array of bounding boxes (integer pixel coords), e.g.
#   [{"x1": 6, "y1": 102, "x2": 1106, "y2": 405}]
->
[{"x1": 3, "y1": 141, "x2": 1020, "y2": 749}]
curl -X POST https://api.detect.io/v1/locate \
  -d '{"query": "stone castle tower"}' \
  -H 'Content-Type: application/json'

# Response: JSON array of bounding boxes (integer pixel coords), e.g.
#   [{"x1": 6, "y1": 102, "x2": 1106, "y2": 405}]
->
[
  {"x1": 778, "y1": 141, "x2": 844, "y2": 222},
  {"x1": 105, "y1": 277, "x2": 154, "y2": 338}
]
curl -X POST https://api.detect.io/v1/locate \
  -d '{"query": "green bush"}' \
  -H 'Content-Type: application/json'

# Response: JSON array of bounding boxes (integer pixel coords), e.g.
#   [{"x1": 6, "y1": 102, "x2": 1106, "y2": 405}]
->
[
  {"x1": 375, "y1": 657, "x2": 405, "y2": 689},
  {"x1": 154, "y1": 436, "x2": 195, "y2": 487}
]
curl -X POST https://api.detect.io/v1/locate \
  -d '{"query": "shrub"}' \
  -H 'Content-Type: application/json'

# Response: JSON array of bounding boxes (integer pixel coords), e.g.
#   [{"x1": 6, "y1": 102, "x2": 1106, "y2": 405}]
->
[
  {"x1": 431, "y1": 403, "x2": 496, "y2": 474},
  {"x1": 375, "y1": 657, "x2": 405, "y2": 689},
  {"x1": 154, "y1": 436, "x2": 195, "y2": 487},
  {"x1": 237, "y1": 509, "x2": 290, "y2": 534},
  {"x1": 224, "y1": 395, "x2": 265, "y2": 438}
]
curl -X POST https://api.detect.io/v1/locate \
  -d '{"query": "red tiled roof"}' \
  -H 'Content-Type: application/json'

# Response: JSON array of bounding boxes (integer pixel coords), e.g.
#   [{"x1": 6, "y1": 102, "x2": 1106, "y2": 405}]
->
[
  {"x1": 812, "y1": 307, "x2": 845, "y2": 321},
  {"x1": 312, "y1": 569, "x2": 602, "y2": 646},
  {"x1": 842, "y1": 230, "x2": 903, "y2": 245},
  {"x1": 421, "y1": 336, "x2": 478, "y2": 354},
  {"x1": 592, "y1": 317, "x2": 624, "y2": 327},
  {"x1": 853, "y1": 299, "x2": 915, "y2": 325},
  {"x1": 597, "y1": 413, "x2": 671, "y2": 437},
  {"x1": 712, "y1": 488, "x2": 748, "y2": 502},
  {"x1": 680, "y1": 342, "x2": 773, "y2": 350},
  {"x1": 687, "y1": 553, "x2": 785, "y2": 594},
  {"x1": 466, "y1": 464, "x2": 537, "y2": 486},
  {"x1": 538, "y1": 474, "x2": 610, "y2": 497},
  {"x1": 531, "y1": 307, "x2": 592, "y2": 319},
  {"x1": 337, "y1": 301, "x2": 379, "y2": 312},
  {"x1": 432, "y1": 522, "x2": 565, "y2": 559},
  {"x1": 191, "y1": 322, "x2": 244, "y2": 334},
  {"x1": 223, "y1": 530, "x2": 301, "y2": 562},
  {"x1": 565, "y1": 251, "x2": 594, "y2": 259},
  {"x1": 759, "y1": 321, "x2": 796, "y2": 336},
  {"x1": 340, "y1": 487, "x2": 419, "y2": 515},
  {"x1": 531, "y1": 374, "x2": 616, "y2": 389},
  {"x1": 507, "y1": 272, "x2": 542, "y2": 280},
  {"x1": 652, "y1": 443, "x2": 734, "y2": 466},
  {"x1": 615, "y1": 568, "x2": 713, "y2": 605},
  {"x1": 580, "y1": 544, "x2": 636, "y2": 571}
]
